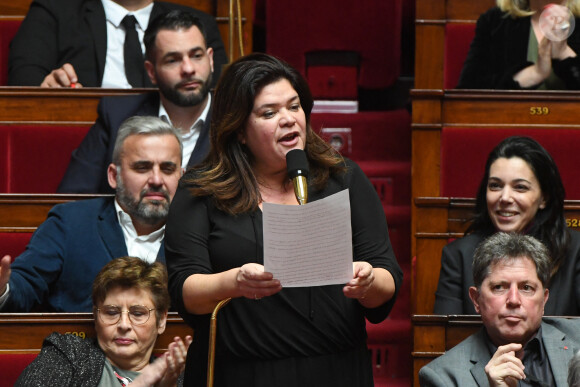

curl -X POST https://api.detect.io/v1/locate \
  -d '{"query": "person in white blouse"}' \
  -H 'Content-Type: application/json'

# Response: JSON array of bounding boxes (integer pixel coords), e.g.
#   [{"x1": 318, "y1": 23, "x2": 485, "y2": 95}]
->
[{"x1": 0, "y1": 115, "x2": 183, "y2": 312}]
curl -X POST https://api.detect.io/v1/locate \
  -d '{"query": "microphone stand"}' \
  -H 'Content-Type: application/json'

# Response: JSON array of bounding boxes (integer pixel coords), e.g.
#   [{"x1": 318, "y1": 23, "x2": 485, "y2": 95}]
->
[
  {"x1": 207, "y1": 149, "x2": 308, "y2": 386},
  {"x1": 207, "y1": 297, "x2": 231, "y2": 387}
]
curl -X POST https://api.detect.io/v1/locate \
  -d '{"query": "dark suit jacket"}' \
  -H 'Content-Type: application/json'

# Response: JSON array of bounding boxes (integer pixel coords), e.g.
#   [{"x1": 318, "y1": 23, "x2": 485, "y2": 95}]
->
[
  {"x1": 7, "y1": 0, "x2": 227, "y2": 87},
  {"x1": 419, "y1": 318, "x2": 580, "y2": 387},
  {"x1": 4, "y1": 197, "x2": 165, "y2": 312},
  {"x1": 57, "y1": 92, "x2": 211, "y2": 193},
  {"x1": 434, "y1": 229, "x2": 580, "y2": 316},
  {"x1": 457, "y1": 6, "x2": 580, "y2": 89}
]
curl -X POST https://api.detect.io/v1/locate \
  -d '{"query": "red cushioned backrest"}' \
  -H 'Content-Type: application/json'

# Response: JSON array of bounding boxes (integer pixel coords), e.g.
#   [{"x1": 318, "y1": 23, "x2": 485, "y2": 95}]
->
[
  {"x1": 444, "y1": 23, "x2": 476, "y2": 89},
  {"x1": 265, "y1": 0, "x2": 402, "y2": 90},
  {"x1": 310, "y1": 110, "x2": 411, "y2": 161},
  {"x1": 2, "y1": 233, "x2": 33, "y2": 260},
  {"x1": 0, "y1": 128, "x2": 8, "y2": 192},
  {"x1": 440, "y1": 128, "x2": 580, "y2": 199},
  {"x1": 2, "y1": 125, "x2": 90, "y2": 193},
  {"x1": 0, "y1": 18, "x2": 22, "y2": 86},
  {"x1": 0, "y1": 353, "x2": 38, "y2": 386}
]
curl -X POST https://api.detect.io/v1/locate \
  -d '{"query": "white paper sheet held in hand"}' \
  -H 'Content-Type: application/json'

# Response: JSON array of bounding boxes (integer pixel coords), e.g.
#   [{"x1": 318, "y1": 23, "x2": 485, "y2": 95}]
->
[{"x1": 263, "y1": 189, "x2": 353, "y2": 287}]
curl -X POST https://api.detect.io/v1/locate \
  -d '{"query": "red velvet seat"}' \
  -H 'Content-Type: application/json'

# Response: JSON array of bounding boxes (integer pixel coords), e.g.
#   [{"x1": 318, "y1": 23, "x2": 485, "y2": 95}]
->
[
  {"x1": 2, "y1": 232, "x2": 32, "y2": 260},
  {"x1": 0, "y1": 353, "x2": 37, "y2": 387},
  {"x1": 440, "y1": 128, "x2": 580, "y2": 199},
  {"x1": 311, "y1": 110, "x2": 411, "y2": 161},
  {"x1": 0, "y1": 17, "x2": 23, "y2": 86},
  {"x1": 265, "y1": 0, "x2": 403, "y2": 99},
  {"x1": 311, "y1": 110, "x2": 411, "y2": 206},
  {"x1": 444, "y1": 23, "x2": 476, "y2": 89},
  {"x1": 0, "y1": 125, "x2": 90, "y2": 193}
]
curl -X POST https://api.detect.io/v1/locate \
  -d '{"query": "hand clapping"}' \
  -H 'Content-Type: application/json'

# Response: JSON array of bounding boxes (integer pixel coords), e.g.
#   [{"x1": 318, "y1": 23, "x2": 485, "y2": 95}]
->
[{"x1": 131, "y1": 335, "x2": 193, "y2": 387}]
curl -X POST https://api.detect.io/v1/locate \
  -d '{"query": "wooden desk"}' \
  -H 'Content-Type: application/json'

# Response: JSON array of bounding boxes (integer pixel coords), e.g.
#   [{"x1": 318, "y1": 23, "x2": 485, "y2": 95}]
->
[
  {"x1": 0, "y1": 194, "x2": 109, "y2": 231},
  {"x1": 0, "y1": 312, "x2": 192, "y2": 353},
  {"x1": 0, "y1": 87, "x2": 144, "y2": 124},
  {"x1": 412, "y1": 197, "x2": 580, "y2": 314},
  {"x1": 412, "y1": 314, "x2": 481, "y2": 387}
]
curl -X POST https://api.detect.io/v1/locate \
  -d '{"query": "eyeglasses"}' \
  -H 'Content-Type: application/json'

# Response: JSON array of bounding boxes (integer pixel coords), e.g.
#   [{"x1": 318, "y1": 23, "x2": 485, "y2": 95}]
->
[{"x1": 97, "y1": 305, "x2": 155, "y2": 326}]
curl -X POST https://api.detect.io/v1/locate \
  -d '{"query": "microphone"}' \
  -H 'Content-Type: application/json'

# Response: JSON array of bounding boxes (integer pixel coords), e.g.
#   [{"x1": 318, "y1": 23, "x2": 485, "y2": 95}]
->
[{"x1": 286, "y1": 149, "x2": 309, "y2": 205}]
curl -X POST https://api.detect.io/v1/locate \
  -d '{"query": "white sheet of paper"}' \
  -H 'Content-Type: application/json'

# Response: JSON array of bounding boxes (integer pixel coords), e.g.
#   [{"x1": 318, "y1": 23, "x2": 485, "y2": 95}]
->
[{"x1": 263, "y1": 189, "x2": 353, "y2": 287}]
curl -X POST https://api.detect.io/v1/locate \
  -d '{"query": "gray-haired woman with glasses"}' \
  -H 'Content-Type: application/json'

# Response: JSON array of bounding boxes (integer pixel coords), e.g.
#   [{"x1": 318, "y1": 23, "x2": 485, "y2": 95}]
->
[{"x1": 16, "y1": 256, "x2": 192, "y2": 387}]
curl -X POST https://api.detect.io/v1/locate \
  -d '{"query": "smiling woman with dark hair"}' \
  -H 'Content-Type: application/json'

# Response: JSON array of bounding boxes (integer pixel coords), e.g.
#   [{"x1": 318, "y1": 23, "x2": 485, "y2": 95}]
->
[{"x1": 434, "y1": 136, "x2": 580, "y2": 315}]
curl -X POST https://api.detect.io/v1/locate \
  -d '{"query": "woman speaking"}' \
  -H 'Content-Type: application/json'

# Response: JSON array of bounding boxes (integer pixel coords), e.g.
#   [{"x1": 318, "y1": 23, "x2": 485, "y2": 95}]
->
[{"x1": 164, "y1": 53, "x2": 402, "y2": 387}]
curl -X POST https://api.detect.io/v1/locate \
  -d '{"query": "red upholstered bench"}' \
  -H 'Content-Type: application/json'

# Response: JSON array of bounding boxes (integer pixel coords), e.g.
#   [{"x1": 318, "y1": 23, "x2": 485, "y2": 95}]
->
[
  {"x1": 0, "y1": 353, "x2": 38, "y2": 387},
  {"x1": 266, "y1": 0, "x2": 402, "y2": 98},
  {"x1": 311, "y1": 110, "x2": 411, "y2": 207},
  {"x1": 444, "y1": 23, "x2": 476, "y2": 89},
  {"x1": 0, "y1": 16, "x2": 23, "y2": 86},
  {"x1": 440, "y1": 127, "x2": 580, "y2": 199},
  {"x1": 2, "y1": 232, "x2": 32, "y2": 259},
  {"x1": 0, "y1": 125, "x2": 90, "y2": 193}
]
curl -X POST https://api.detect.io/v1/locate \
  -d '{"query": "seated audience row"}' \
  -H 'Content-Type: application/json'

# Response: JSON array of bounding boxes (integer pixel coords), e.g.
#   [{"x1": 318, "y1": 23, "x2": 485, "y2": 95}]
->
[
  {"x1": 0, "y1": 115, "x2": 182, "y2": 312},
  {"x1": 458, "y1": 0, "x2": 580, "y2": 89},
  {"x1": 434, "y1": 136, "x2": 580, "y2": 316},
  {"x1": 421, "y1": 232, "x2": 580, "y2": 386},
  {"x1": 57, "y1": 10, "x2": 213, "y2": 193},
  {"x1": 7, "y1": 0, "x2": 226, "y2": 88}
]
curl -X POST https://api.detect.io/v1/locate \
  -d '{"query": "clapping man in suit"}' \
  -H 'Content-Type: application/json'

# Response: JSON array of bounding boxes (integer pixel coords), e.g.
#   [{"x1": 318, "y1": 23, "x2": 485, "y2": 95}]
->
[
  {"x1": 0, "y1": 116, "x2": 182, "y2": 312},
  {"x1": 8, "y1": 0, "x2": 226, "y2": 88},
  {"x1": 58, "y1": 10, "x2": 214, "y2": 193},
  {"x1": 420, "y1": 232, "x2": 580, "y2": 386}
]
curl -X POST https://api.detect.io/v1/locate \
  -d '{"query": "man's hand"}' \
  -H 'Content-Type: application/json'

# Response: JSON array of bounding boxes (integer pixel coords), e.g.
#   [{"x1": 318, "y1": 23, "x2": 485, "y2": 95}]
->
[
  {"x1": 485, "y1": 343, "x2": 525, "y2": 387},
  {"x1": 40, "y1": 63, "x2": 82, "y2": 88},
  {"x1": 0, "y1": 255, "x2": 11, "y2": 295}
]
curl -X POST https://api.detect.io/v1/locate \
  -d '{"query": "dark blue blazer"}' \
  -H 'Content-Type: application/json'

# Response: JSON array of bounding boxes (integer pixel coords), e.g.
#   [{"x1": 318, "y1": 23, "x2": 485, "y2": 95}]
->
[
  {"x1": 4, "y1": 197, "x2": 164, "y2": 312},
  {"x1": 7, "y1": 0, "x2": 227, "y2": 87},
  {"x1": 57, "y1": 92, "x2": 212, "y2": 194}
]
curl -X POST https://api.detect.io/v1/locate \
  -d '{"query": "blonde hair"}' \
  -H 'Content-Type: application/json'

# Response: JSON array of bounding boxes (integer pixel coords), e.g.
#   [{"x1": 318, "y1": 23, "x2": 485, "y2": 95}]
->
[{"x1": 497, "y1": 0, "x2": 580, "y2": 17}]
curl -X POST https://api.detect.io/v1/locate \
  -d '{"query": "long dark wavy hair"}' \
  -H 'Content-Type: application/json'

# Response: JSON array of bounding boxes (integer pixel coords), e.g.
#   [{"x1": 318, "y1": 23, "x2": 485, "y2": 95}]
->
[
  {"x1": 182, "y1": 53, "x2": 344, "y2": 215},
  {"x1": 467, "y1": 136, "x2": 569, "y2": 275}
]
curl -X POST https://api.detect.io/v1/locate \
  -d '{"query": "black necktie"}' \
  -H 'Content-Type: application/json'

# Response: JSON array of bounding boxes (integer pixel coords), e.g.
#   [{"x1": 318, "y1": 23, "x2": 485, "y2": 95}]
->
[{"x1": 121, "y1": 15, "x2": 145, "y2": 87}]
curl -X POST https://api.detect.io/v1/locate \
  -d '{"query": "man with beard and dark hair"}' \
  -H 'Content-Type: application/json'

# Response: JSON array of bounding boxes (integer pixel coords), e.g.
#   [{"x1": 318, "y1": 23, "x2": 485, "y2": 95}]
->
[
  {"x1": 0, "y1": 116, "x2": 182, "y2": 312},
  {"x1": 57, "y1": 10, "x2": 214, "y2": 194}
]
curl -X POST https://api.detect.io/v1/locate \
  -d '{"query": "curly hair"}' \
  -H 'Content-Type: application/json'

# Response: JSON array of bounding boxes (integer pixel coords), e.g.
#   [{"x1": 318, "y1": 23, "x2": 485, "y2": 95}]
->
[{"x1": 92, "y1": 256, "x2": 170, "y2": 324}]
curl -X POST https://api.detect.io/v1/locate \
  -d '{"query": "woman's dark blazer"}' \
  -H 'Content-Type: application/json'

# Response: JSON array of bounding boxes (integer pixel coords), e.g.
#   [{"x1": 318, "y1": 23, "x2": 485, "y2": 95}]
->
[
  {"x1": 434, "y1": 229, "x2": 580, "y2": 315},
  {"x1": 457, "y1": 6, "x2": 580, "y2": 89}
]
